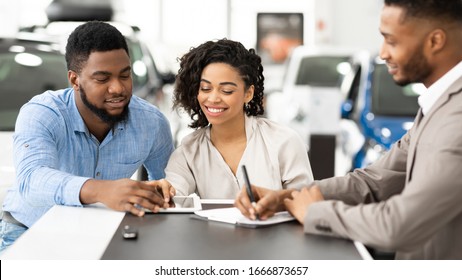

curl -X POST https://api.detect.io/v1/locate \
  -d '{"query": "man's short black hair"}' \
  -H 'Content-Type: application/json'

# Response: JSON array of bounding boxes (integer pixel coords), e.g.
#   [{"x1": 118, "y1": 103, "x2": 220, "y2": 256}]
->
[
  {"x1": 65, "y1": 21, "x2": 129, "y2": 73},
  {"x1": 384, "y1": 0, "x2": 462, "y2": 24}
]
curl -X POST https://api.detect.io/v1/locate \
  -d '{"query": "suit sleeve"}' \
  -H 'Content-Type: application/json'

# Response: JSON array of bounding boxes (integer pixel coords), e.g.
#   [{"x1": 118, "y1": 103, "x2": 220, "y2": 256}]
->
[
  {"x1": 316, "y1": 128, "x2": 410, "y2": 205},
  {"x1": 303, "y1": 106, "x2": 462, "y2": 252}
]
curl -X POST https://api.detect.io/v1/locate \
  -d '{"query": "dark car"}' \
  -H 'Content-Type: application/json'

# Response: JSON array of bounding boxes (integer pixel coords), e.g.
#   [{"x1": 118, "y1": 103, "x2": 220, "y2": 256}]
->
[
  {"x1": 0, "y1": 34, "x2": 69, "y2": 202},
  {"x1": 0, "y1": 34, "x2": 68, "y2": 130}
]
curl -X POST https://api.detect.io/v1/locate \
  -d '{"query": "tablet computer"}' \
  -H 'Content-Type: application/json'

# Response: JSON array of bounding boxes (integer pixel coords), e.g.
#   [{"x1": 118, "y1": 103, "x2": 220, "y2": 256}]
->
[
  {"x1": 200, "y1": 199, "x2": 235, "y2": 210},
  {"x1": 153, "y1": 194, "x2": 202, "y2": 213}
]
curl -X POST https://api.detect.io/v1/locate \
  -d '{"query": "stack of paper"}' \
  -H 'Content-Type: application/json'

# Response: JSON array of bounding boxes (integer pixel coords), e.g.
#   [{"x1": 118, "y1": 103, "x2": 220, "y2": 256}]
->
[{"x1": 192, "y1": 207, "x2": 295, "y2": 228}]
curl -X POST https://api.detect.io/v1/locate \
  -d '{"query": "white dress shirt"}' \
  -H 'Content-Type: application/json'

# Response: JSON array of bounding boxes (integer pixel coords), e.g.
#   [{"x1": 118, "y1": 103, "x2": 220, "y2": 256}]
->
[{"x1": 418, "y1": 61, "x2": 462, "y2": 115}]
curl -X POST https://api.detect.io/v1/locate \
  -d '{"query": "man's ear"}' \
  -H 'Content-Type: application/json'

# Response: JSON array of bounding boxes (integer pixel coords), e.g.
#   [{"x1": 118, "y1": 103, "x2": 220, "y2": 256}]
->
[
  {"x1": 427, "y1": 29, "x2": 446, "y2": 54},
  {"x1": 68, "y1": 70, "x2": 79, "y2": 91}
]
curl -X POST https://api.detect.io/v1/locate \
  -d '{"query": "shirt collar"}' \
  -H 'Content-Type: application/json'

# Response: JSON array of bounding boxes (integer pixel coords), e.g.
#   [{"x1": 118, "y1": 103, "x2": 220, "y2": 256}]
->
[
  {"x1": 418, "y1": 61, "x2": 462, "y2": 115},
  {"x1": 69, "y1": 89, "x2": 88, "y2": 134},
  {"x1": 244, "y1": 114, "x2": 255, "y2": 142}
]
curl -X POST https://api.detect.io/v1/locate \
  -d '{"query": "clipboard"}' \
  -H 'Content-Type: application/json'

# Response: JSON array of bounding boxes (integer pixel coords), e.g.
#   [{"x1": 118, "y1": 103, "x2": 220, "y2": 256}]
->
[{"x1": 191, "y1": 207, "x2": 295, "y2": 228}]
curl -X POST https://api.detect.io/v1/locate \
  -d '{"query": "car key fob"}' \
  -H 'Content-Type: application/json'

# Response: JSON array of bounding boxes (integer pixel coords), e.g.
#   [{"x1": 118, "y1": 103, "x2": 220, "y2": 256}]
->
[{"x1": 122, "y1": 225, "x2": 138, "y2": 239}]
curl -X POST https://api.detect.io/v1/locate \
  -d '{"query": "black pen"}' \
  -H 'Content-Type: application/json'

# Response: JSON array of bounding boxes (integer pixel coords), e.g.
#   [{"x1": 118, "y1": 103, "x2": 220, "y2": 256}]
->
[{"x1": 241, "y1": 165, "x2": 259, "y2": 219}]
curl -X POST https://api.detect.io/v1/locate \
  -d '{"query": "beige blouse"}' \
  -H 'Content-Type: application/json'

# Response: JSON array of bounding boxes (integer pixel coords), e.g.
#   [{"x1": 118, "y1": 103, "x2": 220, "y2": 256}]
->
[{"x1": 165, "y1": 115, "x2": 314, "y2": 199}]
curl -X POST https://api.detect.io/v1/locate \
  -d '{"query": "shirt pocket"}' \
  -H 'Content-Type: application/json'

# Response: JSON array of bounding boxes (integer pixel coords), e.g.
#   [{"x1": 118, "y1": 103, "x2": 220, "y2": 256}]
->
[{"x1": 109, "y1": 159, "x2": 143, "y2": 179}]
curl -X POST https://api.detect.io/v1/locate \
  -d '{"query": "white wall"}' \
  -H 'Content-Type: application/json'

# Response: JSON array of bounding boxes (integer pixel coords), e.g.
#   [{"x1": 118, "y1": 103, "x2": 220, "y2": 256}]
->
[
  {"x1": 329, "y1": 0, "x2": 383, "y2": 52},
  {"x1": 0, "y1": 0, "x2": 384, "y2": 69},
  {"x1": 118, "y1": 0, "x2": 316, "y2": 73},
  {"x1": 0, "y1": 0, "x2": 51, "y2": 36}
]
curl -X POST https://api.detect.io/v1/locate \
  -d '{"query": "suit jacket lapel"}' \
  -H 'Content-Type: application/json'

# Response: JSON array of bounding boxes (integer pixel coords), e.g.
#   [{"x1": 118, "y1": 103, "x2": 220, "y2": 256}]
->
[
  {"x1": 406, "y1": 76, "x2": 462, "y2": 183},
  {"x1": 406, "y1": 109, "x2": 423, "y2": 183}
]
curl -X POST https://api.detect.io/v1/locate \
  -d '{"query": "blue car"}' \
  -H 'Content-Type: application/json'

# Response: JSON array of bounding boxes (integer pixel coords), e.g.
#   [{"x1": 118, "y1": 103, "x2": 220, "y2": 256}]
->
[{"x1": 341, "y1": 52, "x2": 424, "y2": 169}]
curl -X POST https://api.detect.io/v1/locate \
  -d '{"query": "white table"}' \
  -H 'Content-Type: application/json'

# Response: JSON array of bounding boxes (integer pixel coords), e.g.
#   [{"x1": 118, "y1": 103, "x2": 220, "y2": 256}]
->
[{"x1": 1, "y1": 204, "x2": 124, "y2": 260}]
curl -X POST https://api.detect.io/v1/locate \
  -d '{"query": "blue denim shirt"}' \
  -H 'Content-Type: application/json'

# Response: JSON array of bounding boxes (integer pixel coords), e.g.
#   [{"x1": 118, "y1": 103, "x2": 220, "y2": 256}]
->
[{"x1": 2, "y1": 88, "x2": 174, "y2": 227}]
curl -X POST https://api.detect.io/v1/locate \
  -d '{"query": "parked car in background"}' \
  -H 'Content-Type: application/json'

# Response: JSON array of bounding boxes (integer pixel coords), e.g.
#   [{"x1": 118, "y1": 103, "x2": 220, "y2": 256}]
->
[
  {"x1": 0, "y1": 34, "x2": 69, "y2": 204},
  {"x1": 341, "y1": 51, "x2": 424, "y2": 169},
  {"x1": 265, "y1": 45, "x2": 357, "y2": 178},
  {"x1": 266, "y1": 46, "x2": 356, "y2": 142}
]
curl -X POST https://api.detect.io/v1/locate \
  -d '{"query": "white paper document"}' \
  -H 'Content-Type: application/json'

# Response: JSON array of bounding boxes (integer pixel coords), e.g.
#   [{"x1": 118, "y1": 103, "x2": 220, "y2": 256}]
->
[{"x1": 192, "y1": 207, "x2": 295, "y2": 228}]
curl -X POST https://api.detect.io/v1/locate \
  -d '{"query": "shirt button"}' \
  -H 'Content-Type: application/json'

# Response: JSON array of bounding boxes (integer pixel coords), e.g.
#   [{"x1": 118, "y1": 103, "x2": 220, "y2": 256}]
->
[
  {"x1": 96, "y1": 172, "x2": 101, "y2": 177},
  {"x1": 315, "y1": 224, "x2": 332, "y2": 232}
]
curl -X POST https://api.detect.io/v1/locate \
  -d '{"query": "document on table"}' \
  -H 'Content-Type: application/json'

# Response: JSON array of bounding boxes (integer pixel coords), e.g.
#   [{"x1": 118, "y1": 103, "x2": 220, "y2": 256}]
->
[{"x1": 192, "y1": 207, "x2": 295, "y2": 228}]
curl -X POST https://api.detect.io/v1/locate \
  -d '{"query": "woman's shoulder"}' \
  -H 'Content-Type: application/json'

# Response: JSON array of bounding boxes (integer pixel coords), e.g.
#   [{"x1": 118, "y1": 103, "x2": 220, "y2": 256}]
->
[
  {"x1": 251, "y1": 116, "x2": 307, "y2": 150},
  {"x1": 254, "y1": 117, "x2": 300, "y2": 138},
  {"x1": 178, "y1": 127, "x2": 209, "y2": 150}
]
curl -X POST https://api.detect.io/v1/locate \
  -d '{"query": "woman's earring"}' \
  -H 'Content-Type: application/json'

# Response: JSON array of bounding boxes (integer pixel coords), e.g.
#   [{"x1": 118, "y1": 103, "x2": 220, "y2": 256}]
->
[{"x1": 245, "y1": 103, "x2": 249, "y2": 110}]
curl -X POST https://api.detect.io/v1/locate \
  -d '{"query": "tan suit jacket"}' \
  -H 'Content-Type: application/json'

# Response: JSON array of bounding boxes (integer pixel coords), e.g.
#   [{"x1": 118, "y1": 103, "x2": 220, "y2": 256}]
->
[{"x1": 304, "y1": 75, "x2": 462, "y2": 259}]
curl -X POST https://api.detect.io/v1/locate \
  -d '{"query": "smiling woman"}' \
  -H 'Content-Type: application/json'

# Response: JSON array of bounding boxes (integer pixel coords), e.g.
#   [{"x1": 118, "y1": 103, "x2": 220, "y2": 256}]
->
[{"x1": 164, "y1": 38, "x2": 314, "y2": 203}]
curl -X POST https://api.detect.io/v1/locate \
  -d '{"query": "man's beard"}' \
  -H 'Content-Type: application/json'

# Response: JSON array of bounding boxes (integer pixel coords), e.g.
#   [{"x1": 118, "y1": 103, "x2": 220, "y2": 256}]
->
[
  {"x1": 80, "y1": 85, "x2": 129, "y2": 124},
  {"x1": 394, "y1": 44, "x2": 432, "y2": 86}
]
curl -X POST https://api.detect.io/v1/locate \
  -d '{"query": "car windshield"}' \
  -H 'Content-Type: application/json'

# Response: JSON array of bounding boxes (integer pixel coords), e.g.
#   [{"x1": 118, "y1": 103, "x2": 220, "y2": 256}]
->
[
  {"x1": 371, "y1": 63, "x2": 421, "y2": 117},
  {"x1": 295, "y1": 55, "x2": 350, "y2": 87},
  {"x1": 0, "y1": 51, "x2": 68, "y2": 131}
]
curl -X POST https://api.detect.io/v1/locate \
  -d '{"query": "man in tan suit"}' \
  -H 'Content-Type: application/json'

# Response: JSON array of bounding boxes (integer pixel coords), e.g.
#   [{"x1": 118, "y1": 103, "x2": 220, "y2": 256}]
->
[{"x1": 235, "y1": 0, "x2": 462, "y2": 259}]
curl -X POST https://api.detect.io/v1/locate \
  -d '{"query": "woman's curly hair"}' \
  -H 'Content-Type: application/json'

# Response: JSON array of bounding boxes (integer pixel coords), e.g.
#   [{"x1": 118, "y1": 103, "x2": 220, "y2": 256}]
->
[{"x1": 173, "y1": 39, "x2": 265, "y2": 128}]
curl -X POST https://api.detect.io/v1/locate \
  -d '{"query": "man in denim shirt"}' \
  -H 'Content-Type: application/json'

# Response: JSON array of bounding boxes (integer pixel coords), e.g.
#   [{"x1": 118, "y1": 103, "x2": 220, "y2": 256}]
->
[{"x1": 0, "y1": 21, "x2": 175, "y2": 252}]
